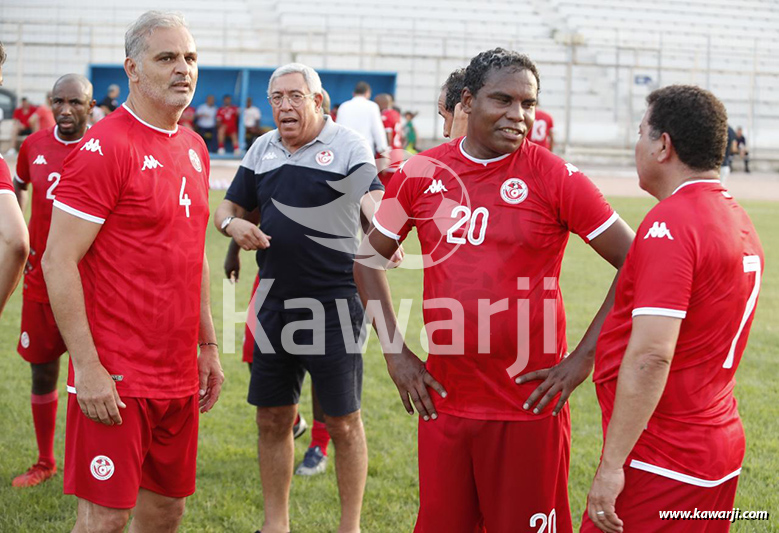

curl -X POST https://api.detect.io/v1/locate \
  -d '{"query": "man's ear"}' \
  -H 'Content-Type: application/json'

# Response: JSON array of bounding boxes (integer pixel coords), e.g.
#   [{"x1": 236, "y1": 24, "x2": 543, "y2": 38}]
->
[
  {"x1": 124, "y1": 57, "x2": 140, "y2": 84},
  {"x1": 460, "y1": 87, "x2": 473, "y2": 115},
  {"x1": 313, "y1": 92, "x2": 324, "y2": 112},
  {"x1": 658, "y1": 132, "x2": 673, "y2": 163}
]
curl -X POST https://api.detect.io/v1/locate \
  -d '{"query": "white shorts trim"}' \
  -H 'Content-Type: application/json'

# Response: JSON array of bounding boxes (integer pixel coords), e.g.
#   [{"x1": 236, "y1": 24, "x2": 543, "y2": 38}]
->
[
  {"x1": 53, "y1": 200, "x2": 105, "y2": 224},
  {"x1": 586, "y1": 212, "x2": 620, "y2": 242},
  {"x1": 372, "y1": 215, "x2": 402, "y2": 241},
  {"x1": 67, "y1": 385, "x2": 77, "y2": 394},
  {"x1": 632, "y1": 307, "x2": 687, "y2": 319},
  {"x1": 629, "y1": 459, "x2": 741, "y2": 487}
]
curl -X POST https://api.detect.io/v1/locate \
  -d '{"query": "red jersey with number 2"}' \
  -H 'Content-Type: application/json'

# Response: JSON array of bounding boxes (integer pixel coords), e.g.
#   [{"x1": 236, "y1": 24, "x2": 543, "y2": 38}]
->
[
  {"x1": 594, "y1": 180, "x2": 764, "y2": 484},
  {"x1": 55, "y1": 105, "x2": 211, "y2": 399}
]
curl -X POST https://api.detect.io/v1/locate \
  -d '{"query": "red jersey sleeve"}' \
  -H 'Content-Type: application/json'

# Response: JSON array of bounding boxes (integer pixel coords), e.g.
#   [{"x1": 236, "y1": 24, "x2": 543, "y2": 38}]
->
[
  {"x1": 15, "y1": 135, "x2": 32, "y2": 184},
  {"x1": 555, "y1": 160, "x2": 617, "y2": 243},
  {"x1": 54, "y1": 134, "x2": 126, "y2": 224},
  {"x1": 630, "y1": 205, "x2": 694, "y2": 319},
  {"x1": 372, "y1": 156, "x2": 429, "y2": 242},
  {"x1": 0, "y1": 157, "x2": 13, "y2": 193}
]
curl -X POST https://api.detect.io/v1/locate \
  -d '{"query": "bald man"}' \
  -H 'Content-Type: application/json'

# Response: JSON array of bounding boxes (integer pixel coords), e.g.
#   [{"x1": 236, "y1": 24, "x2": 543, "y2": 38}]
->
[{"x1": 11, "y1": 74, "x2": 95, "y2": 487}]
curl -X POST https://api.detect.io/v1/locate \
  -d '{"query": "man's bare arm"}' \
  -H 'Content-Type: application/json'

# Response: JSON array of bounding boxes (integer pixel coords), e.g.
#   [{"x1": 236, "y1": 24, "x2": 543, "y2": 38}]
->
[
  {"x1": 13, "y1": 178, "x2": 29, "y2": 212},
  {"x1": 42, "y1": 208, "x2": 126, "y2": 425},
  {"x1": 197, "y1": 252, "x2": 224, "y2": 413},
  {"x1": 0, "y1": 194, "x2": 29, "y2": 317}
]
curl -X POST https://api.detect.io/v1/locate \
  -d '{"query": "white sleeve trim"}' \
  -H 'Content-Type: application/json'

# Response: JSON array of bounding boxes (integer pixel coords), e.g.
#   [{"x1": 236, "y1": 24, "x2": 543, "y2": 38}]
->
[
  {"x1": 632, "y1": 307, "x2": 687, "y2": 319},
  {"x1": 629, "y1": 460, "x2": 741, "y2": 487},
  {"x1": 53, "y1": 200, "x2": 105, "y2": 224},
  {"x1": 372, "y1": 215, "x2": 401, "y2": 241},
  {"x1": 0, "y1": 189, "x2": 14, "y2": 196},
  {"x1": 66, "y1": 385, "x2": 77, "y2": 394},
  {"x1": 13, "y1": 174, "x2": 26, "y2": 185},
  {"x1": 586, "y1": 212, "x2": 620, "y2": 241}
]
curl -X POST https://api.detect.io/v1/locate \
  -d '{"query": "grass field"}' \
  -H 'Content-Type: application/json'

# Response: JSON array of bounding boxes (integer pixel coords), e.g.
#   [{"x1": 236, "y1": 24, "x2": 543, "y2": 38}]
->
[{"x1": 0, "y1": 195, "x2": 776, "y2": 532}]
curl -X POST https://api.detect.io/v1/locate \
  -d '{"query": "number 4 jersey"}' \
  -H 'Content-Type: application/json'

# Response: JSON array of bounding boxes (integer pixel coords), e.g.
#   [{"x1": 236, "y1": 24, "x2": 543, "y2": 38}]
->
[
  {"x1": 594, "y1": 180, "x2": 764, "y2": 485},
  {"x1": 15, "y1": 127, "x2": 83, "y2": 303},
  {"x1": 55, "y1": 105, "x2": 211, "y2": 399},
  {"x1": 373, "y1": 137, "x2": 617, "y2": 421}
]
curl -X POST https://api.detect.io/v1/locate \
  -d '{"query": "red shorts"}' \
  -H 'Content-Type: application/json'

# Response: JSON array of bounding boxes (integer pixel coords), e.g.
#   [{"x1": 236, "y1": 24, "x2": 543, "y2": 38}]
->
[
  {"x1": 64, "y1": 393, "x2": 199, "y2": 509},
  {"x1": 580, "y1": 467, "x2": 739, "y2": 533},
  {"x1": 221, "y1": 124, "x2": 238, "y2": 136},
  {"x1": 17, "y1": 299, "x2": 67, "y2": 364},
  {"x1": 242, "y1": 273, "x2": 261, "y2": 363},
  {"x1": 415, "y1": 408, "x2": 572, "y2": 533}
]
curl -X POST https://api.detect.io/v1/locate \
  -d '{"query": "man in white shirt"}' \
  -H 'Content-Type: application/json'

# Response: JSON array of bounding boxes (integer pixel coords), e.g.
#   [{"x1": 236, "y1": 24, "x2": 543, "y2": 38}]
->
[
  {"x1": 336, "y1": 82, "x2": 388, "y2": 155},
  {"x1": 196, "y1": 94, "x2": 218, "y2": 152},
  {"x1": 242, "y1": 96, "x2": 262, "y2": 150}
]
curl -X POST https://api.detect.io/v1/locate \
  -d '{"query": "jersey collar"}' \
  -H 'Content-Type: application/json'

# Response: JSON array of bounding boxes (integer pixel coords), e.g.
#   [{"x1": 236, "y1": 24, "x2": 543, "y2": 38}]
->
[
  {"x1": 53, "y1": 126, "x2": 85, "y2": 145},
  {"x1": 122, "y1": 103, "x2": 179, "y2": 137},
  {"x1": 458, "y1": 137, "x2": 512, "y2": 166},
  {"x1": 671, "y1": 179, "x2": 722, "y2": 196}
]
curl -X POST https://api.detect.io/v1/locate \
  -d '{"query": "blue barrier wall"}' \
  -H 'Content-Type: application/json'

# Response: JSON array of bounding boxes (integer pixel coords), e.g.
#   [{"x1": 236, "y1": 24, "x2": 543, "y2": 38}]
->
[{"x1": 89, "y1": 65, "x2": 397, "y2": 154}]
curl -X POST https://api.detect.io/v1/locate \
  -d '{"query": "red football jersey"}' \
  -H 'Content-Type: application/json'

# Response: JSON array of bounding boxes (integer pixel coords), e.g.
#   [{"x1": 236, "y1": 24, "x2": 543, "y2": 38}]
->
[
  {"x1": 594, "y1": 179, "x2": 764, "y2": 484},
  {"x1": 55, "y1": 105, "x2": 211, "y2": 399},
  {"x1": 216, "y1": 105, "x2": 239, "y2": 128},
  {"x1": 13, "y1": 106, "x2": 38, "y2": 129},
  {"x1": 382, "y1": 108, "x2": 403, "y2": 149},
  {"x1": 16, "y1": 127, "x2": 83, "y2": 303},
  {"x1": 0, "y1": 154, "x2": 12, "y2": 193},
  {"x1": 530, "y1": 109, "x2": 554, "y2": 151},
  {"x1": 373, "y1": 138, "x2": 617, "y2": 420}
]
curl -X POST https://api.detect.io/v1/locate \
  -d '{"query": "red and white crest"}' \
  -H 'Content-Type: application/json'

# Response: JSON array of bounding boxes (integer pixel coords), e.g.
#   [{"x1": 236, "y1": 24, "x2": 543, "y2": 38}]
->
[
  {"x1": 500, "y1": 178, "x2": 528, "y2": 205},
  {"x1": 316, "y1": 150, "x2": 334, "y2": 166},
  {"x1": 90, "y1": 455, "x2": 115, "y2": 481}
]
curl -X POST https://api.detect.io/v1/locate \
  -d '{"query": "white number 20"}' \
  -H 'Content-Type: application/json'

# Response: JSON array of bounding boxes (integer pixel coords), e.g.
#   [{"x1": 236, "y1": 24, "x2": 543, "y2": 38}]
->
[
  {"x1": 446, "y1": 206, "x2": 489, "y2": 246},
  {"x1": 530, "y1": 509, "x2": 556, "y2": 533},
  {"x1": 723, "y1": 255, "x2": 761, "y2": 368},
  {"x1": 179, "y1": 176, "x2": 191, "y2": 218}
]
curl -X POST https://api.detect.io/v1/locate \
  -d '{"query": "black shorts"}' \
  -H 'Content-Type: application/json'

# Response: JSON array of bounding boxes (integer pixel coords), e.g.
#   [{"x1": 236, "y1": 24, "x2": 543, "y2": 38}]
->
[{"x1": 247, "y1": 294, "x2": 365, "y2": 417}]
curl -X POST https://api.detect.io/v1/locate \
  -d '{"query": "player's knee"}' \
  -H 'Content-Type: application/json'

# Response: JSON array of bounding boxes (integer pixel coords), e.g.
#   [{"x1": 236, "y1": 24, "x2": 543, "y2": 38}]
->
[
  {"x1": 77, "y1": 503, "x2": 130, "y2": 533},
  {"x1": 256, "y1": 406, "x2": 296, "y2": 437},
  {"x1": 31, "y1": 361, "x2": 59, "y2": 392},
  {"x1": 324, "y1": 411, "x2": 363, "y2": 442}
]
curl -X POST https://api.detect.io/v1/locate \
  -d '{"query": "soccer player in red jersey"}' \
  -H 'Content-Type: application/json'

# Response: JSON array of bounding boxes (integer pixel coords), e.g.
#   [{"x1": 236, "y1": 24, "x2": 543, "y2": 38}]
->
[
  {"x1": 375, "y1": 93, "x2": 404, "y2": 187},
  {"x1": 530, "y1": 108, "x2": 554, "y2": 152},
  {"x1": 437, "y1": 68, "x2": 468, "y2": 140},
  {"x1": 583, "y1": 86, "x2": 764, "y2": 533},
  {"x1": 355, "y1": 48, "x2": 635, "y2": 532},
  {"x1": 11, "y1": 74, "x2": 95, "y2": 488},
  {"x1": 42, "y1": 12, "x2": 223, "y2": 531},
  {"x1": 0, "y1": 41, "x2": 30, "y2": 319},
  {"x1": 217, "y1": 94, "x2": 240, "y2": 155}
]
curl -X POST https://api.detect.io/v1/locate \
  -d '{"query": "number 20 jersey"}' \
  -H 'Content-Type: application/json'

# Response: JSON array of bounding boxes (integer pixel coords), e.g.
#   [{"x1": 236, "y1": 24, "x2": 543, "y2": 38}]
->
[
  {"x1": 55, "y1": 105, "x2": 211, "y2": 399},
  {"x1": 594, "y1": 180, "x2": 764, "y2": 483},
  {"x1": 373, "y1": 138, "x2": 617, "y2": 421}
]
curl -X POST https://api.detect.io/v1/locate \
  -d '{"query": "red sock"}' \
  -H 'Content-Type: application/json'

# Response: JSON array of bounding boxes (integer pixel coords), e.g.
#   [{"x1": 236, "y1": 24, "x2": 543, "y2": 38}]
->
[
  {"x1": 294, "y1": 413, "x2": 301, "y2": 425},
  {"x1": 31, "y1": 391, "x2": 58, "y2": 467},
  {"x1": 310, "y1": 420, "x2": 330, "y2": 456}
]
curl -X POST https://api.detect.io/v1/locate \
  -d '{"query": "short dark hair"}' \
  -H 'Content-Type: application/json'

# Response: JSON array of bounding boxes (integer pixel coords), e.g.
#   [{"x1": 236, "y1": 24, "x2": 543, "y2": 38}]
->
[
  {"x1": 441, "y1": 68, "x2": 466, "y2": 113},
  {"x1": 354, "y1": 81, "x2": 370, "y2": 95},
  {"x1": 646, "y1": 85, "x2": 728, "y2": 171},
  {"x1": 464, "y1": 48, "x2": 540, "y2": 98},
  {"x1": 0, "y1": 42, "x2": 6, "y2": 66}
]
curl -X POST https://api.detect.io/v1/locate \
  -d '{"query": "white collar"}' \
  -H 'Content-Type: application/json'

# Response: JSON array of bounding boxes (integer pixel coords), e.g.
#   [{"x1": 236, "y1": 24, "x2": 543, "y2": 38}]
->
[
  {"x1": 122, "y1": 103, "x2": 178, "y2": 136},
  {"x1": 53, "y1": 126, "x2": 84, "y2": 145},
  {"x1": 671, "y1": 179, "x2": 721, "y2": 195},
  {"x1": 458, "y1": 137, "x2": 511, "y2": 166}
]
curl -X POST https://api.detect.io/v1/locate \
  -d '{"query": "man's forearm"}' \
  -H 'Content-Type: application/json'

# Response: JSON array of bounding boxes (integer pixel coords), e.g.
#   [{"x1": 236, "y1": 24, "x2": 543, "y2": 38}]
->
[
  {"x1": 354, "y1": 263, "x2": 406, "y2": 356},
  {"x1": 198, "y1": 255, "x2": 218, "y2": 344},
  {"x1": 0, "y1": 197, "x2": 29, "y2": 316},
  {"x1": 44, "y1": 259, "x2": 102, "y2": 372},
  {"x1": 601, "y1": 350, "x2": 671, "y2": 470}
]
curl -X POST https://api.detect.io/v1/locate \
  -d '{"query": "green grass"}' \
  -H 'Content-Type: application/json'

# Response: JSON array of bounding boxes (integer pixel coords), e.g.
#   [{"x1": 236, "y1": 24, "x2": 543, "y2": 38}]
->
[{"x1": 0, "y1": 196, "x2": 776, "y2": 532}]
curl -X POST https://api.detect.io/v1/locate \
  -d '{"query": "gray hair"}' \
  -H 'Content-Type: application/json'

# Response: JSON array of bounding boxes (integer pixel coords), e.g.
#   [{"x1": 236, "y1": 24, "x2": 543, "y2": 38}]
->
[
  {"x1": 125, "y1": 11, "x2": 189, "y2": 61},
  {"x1": 268, "y1": 63, "x2": 323, "y2": 96}
]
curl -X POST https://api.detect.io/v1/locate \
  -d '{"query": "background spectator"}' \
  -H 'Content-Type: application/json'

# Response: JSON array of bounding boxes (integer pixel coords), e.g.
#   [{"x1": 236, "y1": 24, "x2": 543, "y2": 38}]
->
[
  {"x1": 217, "y1": 94, "x2": 240, "y2": 155},
  {"x1": 196, "y1": 94, "x2": 218, "y2": 152},
  {"x1": 179, "y1": 105, "x2": 196, "y2": 130},
  {"x1": 242, "y1": 96, "x2": 261, "y2": 149},
  {"x1": 99, "y1": 84, "x2": 120, "y2": 115},
  {"x1": 403, "y1": 110, "x2": 418, "y2": 153},
  {"x1": 336, "y1": 81, "x2": 388, "y2": 155},
  {"x1": 736, "y1": 126, "x2": 750, "y2": 173},
  {"x1": 6, "y1": 97, "x2": 37, "y2": 156},
  {"x1": 30, "y1": 92, "x2": 55, "y2": 132}
]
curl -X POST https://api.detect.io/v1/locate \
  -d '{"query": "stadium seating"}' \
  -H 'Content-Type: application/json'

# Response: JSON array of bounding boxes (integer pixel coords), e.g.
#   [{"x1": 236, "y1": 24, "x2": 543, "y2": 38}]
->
[{"x1": 1, "y1": 0, "x2": 778, "y2": 155}]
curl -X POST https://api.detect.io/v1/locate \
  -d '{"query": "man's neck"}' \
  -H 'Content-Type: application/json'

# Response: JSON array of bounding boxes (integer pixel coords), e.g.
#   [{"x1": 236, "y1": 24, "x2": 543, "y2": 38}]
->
[
  {"x1": 57, "y1": 127, "x2": 87, "y2": 143},
  {"x1": 125, "y1": 94, "x2": 181, "y2": 131},
  {"x1": 655, "y1": 167, "x2": 720, "y2": 201}
]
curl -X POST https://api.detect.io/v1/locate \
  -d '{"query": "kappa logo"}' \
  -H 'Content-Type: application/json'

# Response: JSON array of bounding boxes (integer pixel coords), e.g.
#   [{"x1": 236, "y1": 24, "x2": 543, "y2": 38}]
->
[
  {"x1": 188, "y1": 149, "x2": 202, "y2": 173},
  {"x1": 316, "y1": 150, "x2": 334, "y2": 166},
  {"x1": 424, "y1": 179, "x2": 448, "y2": 194},
  {"x1": 33, "y1": 155, "x2": 48, "y2": 165},
  {"x1": 500, "y1": 177, "x2": 528, "y2": 205},
  {"x1": 80, "y1": 138, "x2": 103, "y2": 156},
  {"x1": 644, "y1": 221, "x2": 674, "y2": 240},
  {"x1": 262, "y1": 152, "x2": 278, "y2": 161},
  {"x1": 564, "y1": 162, "x2": 579, "y2": 176},
  {"x1": 90, "y1": 455, "x2": 115, "y2": 481},
  {"x1": 141, "y1": 155, "x2": 163, "y2": 171}
]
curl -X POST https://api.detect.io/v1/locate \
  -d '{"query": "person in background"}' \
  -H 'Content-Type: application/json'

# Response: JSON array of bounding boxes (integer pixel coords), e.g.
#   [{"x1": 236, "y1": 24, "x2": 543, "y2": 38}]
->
[
  {"x1": 437, "y1": 68, "x2": 467, "y2": 139},
  {"x1": 403, "y1": 111, "x2": 418, "y2": 153},
  {"x1": 99, "y1": 84, "x2": 120, "y2": 115},
  {"x1": 243, "y1": 96, "x2": 262, "y2": 150},
  {"x1": 217, "y1": 94, "x2": 240, "y2": 155},
  {"x1": 336, "y1": 81, "x2": 388, "y2": 155},
  {"x1": 196, "y1": 94, "x2": 218, "y2": 152},
  {"x1": 30, "y1": 93, "x2": 55, "y2": 132},
  {"x1": 530, "y1": 106, "x2": 555, "y2": 152},
  {"x1": 6, "y1": 97, "x2": 37, "y2": 156},
  {"x1": 735, "y1": 126, "x2": 749, "y2": 173},
  {"x1": 179, "y1": 105, "x2": 196, "y2": 130}
]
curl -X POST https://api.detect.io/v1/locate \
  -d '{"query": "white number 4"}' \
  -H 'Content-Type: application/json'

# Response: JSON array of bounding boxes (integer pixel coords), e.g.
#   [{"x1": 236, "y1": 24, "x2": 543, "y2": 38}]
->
[
  {"x1": 179, "y1": 176, "x2": 191, "y2": 218},
  {"x1": 724, "y1": 255, "x2": 761, "y2": 369}
]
